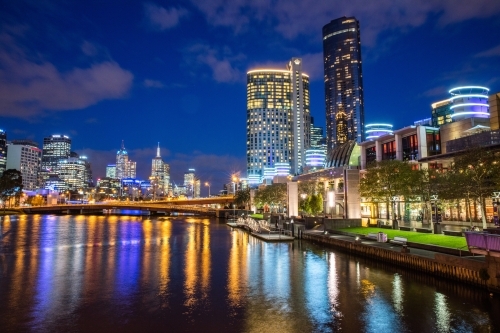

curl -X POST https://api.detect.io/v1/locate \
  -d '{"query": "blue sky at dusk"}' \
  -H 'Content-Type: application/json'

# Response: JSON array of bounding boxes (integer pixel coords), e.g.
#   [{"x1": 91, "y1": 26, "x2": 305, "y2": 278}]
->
[{"x1": 1, "y1": 0, "x2": 500, "y2": 194}]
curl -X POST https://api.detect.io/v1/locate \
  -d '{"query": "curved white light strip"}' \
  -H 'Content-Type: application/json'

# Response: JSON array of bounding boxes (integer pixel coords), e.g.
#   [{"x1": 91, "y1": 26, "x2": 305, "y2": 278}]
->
[
  {"x1": 365, "y1": 123, "x2": 393, "y2": 128},
  {"x1": 450, "y1": 112, "x2": 490, "y2": 118},
  {"x1": 449, "y1": 86, "x2": 489, "y2": 95},
  {"x1": 449, "y1": 94, "x2": 488, "y2": 101},
  {"x1": 366, "y1": 135, "x2": 379, "y2": 139},
  {"x1": 365, "y1": 129, "x2": 393, "y2": 134},
  {"x1": 450, "y1": 103, "x2": 489, "y2": 109}
]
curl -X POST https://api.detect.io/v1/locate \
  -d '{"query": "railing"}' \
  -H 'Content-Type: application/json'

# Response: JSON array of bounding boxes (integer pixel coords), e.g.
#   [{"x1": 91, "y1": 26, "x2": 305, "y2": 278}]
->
[{"x1": 464, "y1": 232, "x2": 500, "y2": 256}]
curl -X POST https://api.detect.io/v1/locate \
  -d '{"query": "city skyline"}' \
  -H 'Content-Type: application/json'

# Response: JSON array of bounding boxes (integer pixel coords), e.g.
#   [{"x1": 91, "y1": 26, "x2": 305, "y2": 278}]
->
[{"x1": 1, "y1": 1, "x2": 500, "y2": 191}]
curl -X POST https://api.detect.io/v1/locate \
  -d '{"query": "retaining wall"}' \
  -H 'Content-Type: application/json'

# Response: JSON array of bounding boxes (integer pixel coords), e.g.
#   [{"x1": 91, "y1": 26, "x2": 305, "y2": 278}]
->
[{"x1": 302, "y1": 233, "x2": 500, "y2": 293}]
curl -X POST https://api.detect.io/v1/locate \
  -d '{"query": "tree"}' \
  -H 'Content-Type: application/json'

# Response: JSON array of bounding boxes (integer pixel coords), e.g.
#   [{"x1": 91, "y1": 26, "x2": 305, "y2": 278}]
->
[
  {"x1": 254, "y1": 184, "x2": 287, "y2": 213},
  {"x1": 0, "y1": 169, "x2": 23, "y2": 209},
  {"x1": 359, "y1": 160, "x2": 416, "y2": 220},
  {"x1": 444, "y1": 147, "x2": 500, "y2": 229},
  {"x1": 234, "y1": 188, "x2": 251, "y2": 209},
  {"x1": 310, "y1": 193, "x2": 324, "y2": 215}
]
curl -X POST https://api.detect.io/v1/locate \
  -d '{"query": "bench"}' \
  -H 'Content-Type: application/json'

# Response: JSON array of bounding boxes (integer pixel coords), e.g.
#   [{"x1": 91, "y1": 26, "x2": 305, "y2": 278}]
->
[
  {"x1": 443, "y1": 230, "x2": 463, "y2": 237},
  {"x1": 399, "y1": 226, "x2": 413, "y2": 231},
  {"x1": 365, "y1": 233, "x2": 378, "y2": 240},
  {"x1": 389, "y1": 236, "x2": 408, "y2": 246},
  {"x1": 415, "y1": 228, "x2": 432, "y2": 233}
]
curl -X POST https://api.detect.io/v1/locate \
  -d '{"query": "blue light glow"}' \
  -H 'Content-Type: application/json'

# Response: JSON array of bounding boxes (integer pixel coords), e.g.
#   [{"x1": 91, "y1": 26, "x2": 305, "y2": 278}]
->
[
  {"x1": 450, "y1": 103, "x2": 489, "y2": 109},
  {"x1": 449, "y1": 94, "x2": 488, "y2": 101},
  {"x1": 365, "y1": 124, "x2": 393, "y2": 128},
  {"x1": 449, "y1": 86, "x2": 489, "y2": 95},
  {"x1": 450, "y1": 112, "x2": 490, "y2": 118}
]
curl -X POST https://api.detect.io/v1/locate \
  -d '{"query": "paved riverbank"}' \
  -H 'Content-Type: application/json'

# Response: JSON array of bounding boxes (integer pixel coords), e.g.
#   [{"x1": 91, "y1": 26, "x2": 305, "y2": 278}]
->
[{"x1": 302, "y1": 229, "x2": 499, "y2": 293}]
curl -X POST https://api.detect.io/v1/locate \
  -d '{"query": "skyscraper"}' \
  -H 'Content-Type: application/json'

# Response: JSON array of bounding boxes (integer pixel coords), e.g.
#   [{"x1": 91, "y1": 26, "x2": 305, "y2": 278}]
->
[
  {"x1": 0, "y1": 129, "x2": 6, "y2": 177},
  {"x1": 151, "y1": 143, "x2": 170, "y2": 196},
  {"x1": 184, "y1": 168, "x2": 197, "y2": 198},
  {"x1": 41, "y1": 135, "x2": 71, "y2": 172},
  {"x1": 323, "y1": 17, "x2": 365, "y2": 153},
  {"x1": 246, "y1": 58, "x2": 310, "y2": 182},
  {"x1": 116, "y1": 141, "x2": 136, "y2": 179},
  {"x1": 6, "y1": 140, "x2": 41, "y2": 190}
]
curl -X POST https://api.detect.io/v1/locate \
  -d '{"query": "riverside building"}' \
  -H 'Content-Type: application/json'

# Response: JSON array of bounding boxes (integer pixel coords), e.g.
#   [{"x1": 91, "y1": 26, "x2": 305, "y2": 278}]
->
[
  {"x1": 6, "y1": 140, "x2": 42, "y2": 190},
  {"x1": 323, "y1": 16, "x2": 365, "y2": 152},
  {"x1": 41, "y1": 135, "x2": 71, "y2": 172},
  {"x1": 151, "y1": 143, "x2": 170, "y2": 196},
  {"x1": 0, "y1": 129, "x2": 6, "y2": 176},
  {"x1": 246, "y1": 58, "x2": 310, "y2": 184},
  {"x1": 116, "y1": 141, "x2": 136, "y2": 179}
]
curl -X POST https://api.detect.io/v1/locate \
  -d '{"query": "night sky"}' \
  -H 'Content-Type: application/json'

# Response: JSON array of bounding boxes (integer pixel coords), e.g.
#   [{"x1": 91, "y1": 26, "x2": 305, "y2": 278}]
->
[{"x1": 1, "y1": 0, "x2": 500, "y2": 194}]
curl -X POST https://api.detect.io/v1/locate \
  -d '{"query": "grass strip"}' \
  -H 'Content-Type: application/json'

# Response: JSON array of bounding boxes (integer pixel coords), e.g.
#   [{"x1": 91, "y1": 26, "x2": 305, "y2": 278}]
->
[{"x1": 338, "y1": 227, "x2": 467, "y2": 249}]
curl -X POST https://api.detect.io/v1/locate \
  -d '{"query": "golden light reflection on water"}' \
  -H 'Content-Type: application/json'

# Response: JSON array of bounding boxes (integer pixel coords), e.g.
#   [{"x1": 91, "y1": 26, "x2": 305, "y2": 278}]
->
[
  {"x1": 227, "y1": 229, "x2": 248, "y2": 307},
  {"x1": 184, "y1": 218, "x2": 211, "y2": 308},
  {"x1": 159, "y1": 219, "x2": 172, "y2": 306}
]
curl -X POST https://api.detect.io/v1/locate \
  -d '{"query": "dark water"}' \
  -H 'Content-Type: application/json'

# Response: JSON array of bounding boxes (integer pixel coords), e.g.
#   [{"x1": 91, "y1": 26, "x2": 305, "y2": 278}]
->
[{"x1": 0, "y1": 215, "x2": 499, "y2": 333}]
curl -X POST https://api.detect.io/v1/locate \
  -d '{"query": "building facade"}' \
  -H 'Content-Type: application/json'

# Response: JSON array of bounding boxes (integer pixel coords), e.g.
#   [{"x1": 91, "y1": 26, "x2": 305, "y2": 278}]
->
[
  {"x1": 41, "y1": 135, "x2": 71, "y2": 172},
  {"x1": 0, "y1": 129, "x2": 6, "y2": 177},
  {"x1": 151, "y1": 143, "x2": 170, "y2": 196},
  {"x1": 6, "y1": 140, "x2": 42, "y2": 190},
  {"x1": 246, "y1": 58, "x2": 310, "y2": 183},
  {"x1": 323, "y1": 16, "x2": 365, "y2": 152},
  {"x1": 116, "y1": 141, "x2": 136, "y2": 179},
  {"x1": 106, "y1": 164, "x2": 116, "y2": 178}
]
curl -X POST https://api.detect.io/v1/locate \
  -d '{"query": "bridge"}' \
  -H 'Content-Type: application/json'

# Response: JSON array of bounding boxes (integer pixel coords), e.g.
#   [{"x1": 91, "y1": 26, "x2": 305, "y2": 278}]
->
[{"x1": 21, "y1": 196, "x2": 236, "y2": 217}]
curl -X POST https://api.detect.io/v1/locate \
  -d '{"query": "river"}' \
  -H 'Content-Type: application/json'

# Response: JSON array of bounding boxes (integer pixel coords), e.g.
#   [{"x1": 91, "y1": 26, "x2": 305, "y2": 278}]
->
[{"x1": 0, "y1": 214, "x2": 499, "y2": 332}]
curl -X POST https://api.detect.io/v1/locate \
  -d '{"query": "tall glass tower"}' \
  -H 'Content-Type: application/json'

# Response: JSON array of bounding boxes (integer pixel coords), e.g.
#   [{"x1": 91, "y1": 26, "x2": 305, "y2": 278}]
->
[
  {"x1": 323, "y1": 16, "x2": 365, "y2": 153},
  {"x1": 246, "y1": 58, "x2": 310, "y2": 182}
]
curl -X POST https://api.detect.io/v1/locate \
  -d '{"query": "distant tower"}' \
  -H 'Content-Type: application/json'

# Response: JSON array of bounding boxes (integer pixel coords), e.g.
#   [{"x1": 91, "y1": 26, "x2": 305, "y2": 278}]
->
[
  {"x1": 0, "y1": 129, "x2": 6, "y2": 176},
  {"x1": 184, "y1": 168, "x2": 198, "y2": 198},
  {"x1": 323, "y1": 16, "x2": 365, "y2": 153},
  {"x1": 151, "y1": 142, "x2": 170, "y2": 196},
  {"x1": 116, "y1": 141, "x2": 136, "y2": 179},
  {"x1": 41, "y1": 135, "x2": 71, "y2": 172}
]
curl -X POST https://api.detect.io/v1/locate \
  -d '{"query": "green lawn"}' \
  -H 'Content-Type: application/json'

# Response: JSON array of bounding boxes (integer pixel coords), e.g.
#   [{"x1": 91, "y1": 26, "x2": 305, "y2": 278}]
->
[{"x1": 338, "y1": 227, "x2": 467, "y2": 249}]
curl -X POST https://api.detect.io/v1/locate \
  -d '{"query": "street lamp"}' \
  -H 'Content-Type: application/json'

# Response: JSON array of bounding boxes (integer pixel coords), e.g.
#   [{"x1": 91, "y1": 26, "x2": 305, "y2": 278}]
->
[
  {"x1": 232, "y1": 175, "x2": 238, "y2": 218},
  {"x1": 430, "y1": 194, "x2": 440, "y2": 233},
  {"x1": 205, "y1": 182, "x2": 210, "y2": 197}
]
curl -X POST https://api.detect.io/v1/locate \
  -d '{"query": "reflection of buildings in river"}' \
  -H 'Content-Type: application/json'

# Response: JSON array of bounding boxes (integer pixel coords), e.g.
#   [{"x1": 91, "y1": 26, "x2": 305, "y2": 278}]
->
[
  {"x1": 184, "y1": 218, "x2": 211, "y2": 307},
  {"x1": 158, "y1": 219, "x2": 172, "y2": 305},
  {"x1": 227, "y1": 229, "x2": 249, "y2": 307}
]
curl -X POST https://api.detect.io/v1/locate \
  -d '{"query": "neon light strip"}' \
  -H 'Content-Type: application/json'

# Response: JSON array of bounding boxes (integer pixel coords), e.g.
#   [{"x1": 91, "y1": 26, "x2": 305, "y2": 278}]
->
[
  {"x1": 365, "y1": 123, "x2": 393, "y2": 128},
  {"x1": 449, "y1": 86, "x2": 489, "y2": 94},
  {"x1": 365, "y1": 129, "x2": 393, "y2": 133},
  {"x1": 450, "y1": 103, "x2": 489, "y2": 109},
  {"x1": 450, "y1": 112, "x2": 490, "y2": 118},
  {"x1": 449, "y1": 94, "x2": 488, "y2": 101}
]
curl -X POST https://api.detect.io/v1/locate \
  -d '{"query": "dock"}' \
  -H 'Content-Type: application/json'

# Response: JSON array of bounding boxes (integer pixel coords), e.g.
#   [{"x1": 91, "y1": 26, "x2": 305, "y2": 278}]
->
[{"x1": 227, "y1": 219, "x2": 294, "y2": 242}]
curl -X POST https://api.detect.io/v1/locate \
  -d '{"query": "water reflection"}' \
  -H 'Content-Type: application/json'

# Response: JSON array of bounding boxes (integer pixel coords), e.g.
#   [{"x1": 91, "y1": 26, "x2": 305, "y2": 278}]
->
[{"x1": 0, "y1": 215, "x2": 499, "y2": 332}]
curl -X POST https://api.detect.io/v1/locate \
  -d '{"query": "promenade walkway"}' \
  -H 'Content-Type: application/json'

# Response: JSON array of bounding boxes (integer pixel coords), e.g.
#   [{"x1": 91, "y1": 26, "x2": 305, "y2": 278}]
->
[{"x1": 304, "y1": 229, "x2": 486, "y2": 263}]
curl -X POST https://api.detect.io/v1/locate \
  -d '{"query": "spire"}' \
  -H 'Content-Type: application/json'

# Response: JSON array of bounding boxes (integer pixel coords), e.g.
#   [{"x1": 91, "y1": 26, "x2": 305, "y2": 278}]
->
[
  {"x1": 121, "y1": 140, "x2": 125, "y2": 150},
  {"x1": 156, "y1": 142, "x2": 161, "y2": 158}
]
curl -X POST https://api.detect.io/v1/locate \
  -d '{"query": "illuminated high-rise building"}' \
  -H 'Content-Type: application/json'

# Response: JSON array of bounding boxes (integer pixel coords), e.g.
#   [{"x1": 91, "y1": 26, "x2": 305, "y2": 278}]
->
[
  {"x1": 6, "y1": 140, "x2": 41, "y2": 190},
  {"x1": 0, "y1": 129, "x2": 6, "y2": 176},
  {"x1": 41, "y1": 135, "x2": 71, "y2": 172},
  {"x1": 183, "y1": 168, "x2": 199, "y2": 198},
  {"x1": 151, "y1": 143, "x2": 170, "y2": 196},
  {"x1": 246, "y1": 58, "x2": 310, "y2": 182},
  {"x1": 323, "y1": 16, "x2": 365, "y2": 152},
  {"x1": 116, "y1": 141, "x2": 136, "y2": 179},
  {"x1": 106, "y1": 164, "x2": 116, "y2": 178}
]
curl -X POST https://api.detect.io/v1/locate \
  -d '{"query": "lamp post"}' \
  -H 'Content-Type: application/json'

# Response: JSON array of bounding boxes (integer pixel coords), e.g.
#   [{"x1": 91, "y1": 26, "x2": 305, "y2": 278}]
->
[
  {"x1": 205, "y1": 182, "x2": 210, "y2": 198},
  {"x1": 232, "y1": 175, "x2": 238, "y2": 218},
  {"x1": 391, "y1": 196, "x2": 399, "y2": 229},
  {"x1": 430, "y1": 194, "x2": 440, "y2": 233}
]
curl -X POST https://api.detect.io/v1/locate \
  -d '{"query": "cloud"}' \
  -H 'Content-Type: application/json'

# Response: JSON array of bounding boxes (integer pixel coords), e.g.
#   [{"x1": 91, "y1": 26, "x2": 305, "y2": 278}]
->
[
  {"x1": 0, "y1": 32, "x2": 134, "y2": 118},
  {"x1": 143, "y1": 79, "x2": 164, "y2": 88},
  {"x1": 475, "y1": 45, "x2": 500, "y2": 58},
  {"x1": 144, "y1": 3, "x2": 188, "y2": 31},
  {"x1": 422, "y1": 86, "x2": 447, "y2": 98},
  {"x1": 190, "y1": 0, "x2": 500, "y2": 46},
  {"x1": 185, "y1": 44, "x2": 245, "y2": 83}
]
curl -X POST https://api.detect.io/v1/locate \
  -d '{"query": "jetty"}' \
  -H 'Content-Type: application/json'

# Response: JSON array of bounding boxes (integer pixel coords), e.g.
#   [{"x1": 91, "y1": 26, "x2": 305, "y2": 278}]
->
[{"x1": 227, "y1": 217, "x2": 294, "y2": 241}]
